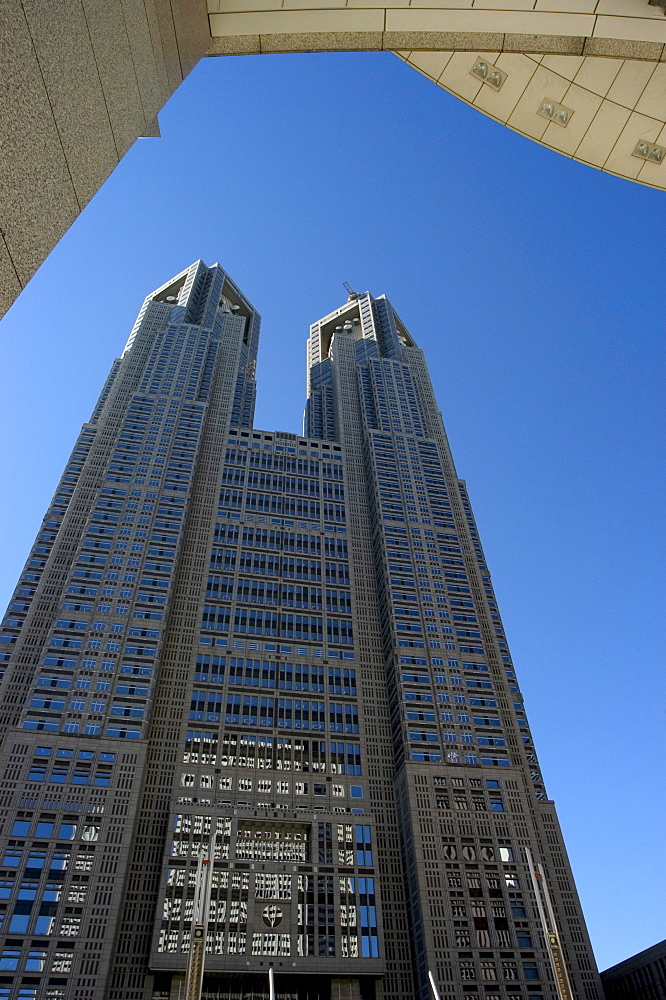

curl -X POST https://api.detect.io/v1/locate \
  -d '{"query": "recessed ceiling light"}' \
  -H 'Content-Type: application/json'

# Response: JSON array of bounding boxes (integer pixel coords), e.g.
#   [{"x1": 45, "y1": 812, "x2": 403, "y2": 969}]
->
[
  {"x1": 632, "y1": 140, "x2": 665, "y2": 163},
  {"x1": 470, "y1": 59, "x2": 506, "y2": 91},
  {"x1": 538, "y1": 99, "x2": 573, "y2": 126}
]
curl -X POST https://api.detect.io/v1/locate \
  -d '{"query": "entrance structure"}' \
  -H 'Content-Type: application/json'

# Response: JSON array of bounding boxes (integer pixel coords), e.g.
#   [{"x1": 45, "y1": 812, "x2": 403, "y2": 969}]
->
[{"x1": 0, "y1": 0, "x2": 664, "y2": 318}]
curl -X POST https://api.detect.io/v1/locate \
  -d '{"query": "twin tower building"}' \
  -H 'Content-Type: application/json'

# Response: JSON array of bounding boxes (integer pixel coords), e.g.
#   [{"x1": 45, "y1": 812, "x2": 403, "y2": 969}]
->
[{"x1": 0, "y1": 263, "x2": 600, "y2": 1000}]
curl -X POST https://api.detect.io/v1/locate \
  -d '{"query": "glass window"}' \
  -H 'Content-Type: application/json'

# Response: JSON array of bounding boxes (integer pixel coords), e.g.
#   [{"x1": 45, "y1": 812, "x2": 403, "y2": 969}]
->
[
  {"x1": 8, "y1": 913, "x2": 31, "y2": 932},
  {"x1": 523, "y1": 962, "x2": 539, "y2": 980},
  {"x1": 0, "y1": 951, "x2": 20, "y2": 971}
]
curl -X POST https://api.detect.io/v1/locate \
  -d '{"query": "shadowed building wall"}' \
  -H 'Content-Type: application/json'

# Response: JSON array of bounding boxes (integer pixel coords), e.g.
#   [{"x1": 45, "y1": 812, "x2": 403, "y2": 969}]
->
[{"x1": 601, "y1": 940, "x2": 666, "y2": 1000}]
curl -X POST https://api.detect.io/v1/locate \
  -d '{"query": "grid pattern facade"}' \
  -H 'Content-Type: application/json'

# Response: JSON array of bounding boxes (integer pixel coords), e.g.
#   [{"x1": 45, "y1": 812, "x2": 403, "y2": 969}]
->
[{"x1": 0, "y1": 263, "x2": 600, "y2": 1000}]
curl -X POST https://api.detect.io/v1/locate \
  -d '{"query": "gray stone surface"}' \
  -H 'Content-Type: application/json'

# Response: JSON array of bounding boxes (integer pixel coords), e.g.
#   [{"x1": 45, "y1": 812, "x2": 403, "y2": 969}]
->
[
  {"x1": 583, "y1": 36, "x2": 665, "y2": 60},
  {"x1": 0, "y1": 0, "x2": 81, "y2": 287},
  {"x1": 81, "y1": 0, "x2": 148, "y2": 159},
  {"x1": 141, "y1": 116, "x2": 162, "y2": 137},
  {"x1": 20, "y1": 0, "x2": 120, "y2": 208},
  {"x1": 143, "y1": 0, "x2": 177, "y2": 100},
  {"x1": 120, "y1": 0, "x2": 168, "y2": 121},
  {"x1": 207, "y1": 34, "x2": 263, "y2": 55},
  {"x1": 260, "y1": 30, "x2": 384, "y2": 52},
  {"x1": 384, "y1": 29, "x2": 504, "y2": 50},
  {"x1": 0, "y1": 234, "x2": 22, "y2": 318},
  {"x1": 503, "y1": 32, "x2": 585, "y2": 54},
  {"x1": 171, "y1": 0, "x2": 211, "y2": 76}
]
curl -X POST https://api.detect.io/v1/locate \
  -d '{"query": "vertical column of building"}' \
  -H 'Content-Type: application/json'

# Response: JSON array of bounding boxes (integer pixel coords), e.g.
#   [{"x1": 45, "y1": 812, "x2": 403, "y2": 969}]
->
[
  {"x1": 307, "y1": 296, "x2": 418, "y2": 1000},
  {"x1": 402, "y1": 347, "x2": 600, "y2": 1000},
  {"x1": 311, "y1": 290, "x2": 600, "y2": 1000},
  {"x1": 0, "y1": 262, "x2": 257, "y2": 1000},
  {"x1": 106, "y1": 267, "x2": 260, "y2": 998}
]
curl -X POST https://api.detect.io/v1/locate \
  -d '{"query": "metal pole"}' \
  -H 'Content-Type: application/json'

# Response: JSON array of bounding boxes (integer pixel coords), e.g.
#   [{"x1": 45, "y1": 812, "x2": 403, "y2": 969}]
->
[
  {"x1": 524, "y1": 846, "x2": 574, "y2": 1000},
  {"x1": 428, "y1": 970, "x2": 442, "y2": 1000},
  {"x1": 184, "y1": 837, "x2": 215, "y2": 1000},
  {"x1": 269, "y1": 966, "x2": 275, "y2": 1000}
]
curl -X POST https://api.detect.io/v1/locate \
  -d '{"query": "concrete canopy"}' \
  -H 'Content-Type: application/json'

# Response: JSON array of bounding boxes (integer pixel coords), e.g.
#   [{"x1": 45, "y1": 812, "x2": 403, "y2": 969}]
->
[
  {"x1": 208, "y1": 0, "x2": 666, "y2": 192},
  {"x1": 0, "y1": 0, "x2": 663, "y2": 319}
]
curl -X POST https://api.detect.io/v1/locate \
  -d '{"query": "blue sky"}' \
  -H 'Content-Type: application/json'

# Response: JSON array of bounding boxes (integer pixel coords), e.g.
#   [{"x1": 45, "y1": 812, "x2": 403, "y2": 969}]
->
[{"x1": 1, "y1": 51, "x2": 664, "y2": 970}]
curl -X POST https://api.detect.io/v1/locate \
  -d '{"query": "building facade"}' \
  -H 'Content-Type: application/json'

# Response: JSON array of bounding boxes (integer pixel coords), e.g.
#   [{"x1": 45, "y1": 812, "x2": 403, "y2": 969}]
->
[
  {"x1": 601, "y1": 940, "x2": 666, "y2": 1000},
  {"x1": 0, "y1": 261, "x2": 600, "y2": 1000}
]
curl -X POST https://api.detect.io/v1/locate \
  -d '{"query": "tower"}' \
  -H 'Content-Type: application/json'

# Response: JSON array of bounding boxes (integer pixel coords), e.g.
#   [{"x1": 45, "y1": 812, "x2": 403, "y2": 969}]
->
[{"x1": 0, "y1": 263, "x2": 600, "y2": 1000}]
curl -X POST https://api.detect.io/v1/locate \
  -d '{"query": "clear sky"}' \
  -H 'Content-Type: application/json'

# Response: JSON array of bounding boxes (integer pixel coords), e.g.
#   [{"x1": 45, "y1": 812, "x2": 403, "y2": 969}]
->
[{"x1": 1, "y1": 51, "x2": 664, "y2": 972}]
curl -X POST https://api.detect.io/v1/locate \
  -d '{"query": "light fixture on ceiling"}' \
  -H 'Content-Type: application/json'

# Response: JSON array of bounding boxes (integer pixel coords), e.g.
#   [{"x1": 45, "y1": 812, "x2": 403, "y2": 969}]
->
[
  {"x1": 470, "y1": 59, "x2": 506, "y2": 91},
  {"x1": 632, "y1": 139, "x2": 665, "y2": 163},
  {"x1": 538, "y1": 98, "x2": 573, "y2": 126}
]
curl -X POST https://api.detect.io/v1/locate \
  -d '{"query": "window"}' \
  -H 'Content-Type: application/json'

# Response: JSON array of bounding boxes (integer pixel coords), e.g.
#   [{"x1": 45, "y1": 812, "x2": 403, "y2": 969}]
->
[
  {"x1": 60, "y1": 915, "x2": 81, "y2": 936},
  {"x1": 51, "y1": 952, "x2": 73, "y2": 972},
  {"x1": 522, "y1": 962, "x2": 539, "y2": 980}
]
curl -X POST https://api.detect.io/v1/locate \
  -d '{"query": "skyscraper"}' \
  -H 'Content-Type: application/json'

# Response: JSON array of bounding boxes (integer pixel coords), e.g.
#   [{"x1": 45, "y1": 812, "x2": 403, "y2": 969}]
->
[{"x1": 0, "y1": 261, "x2": 600, "y2": 1000}]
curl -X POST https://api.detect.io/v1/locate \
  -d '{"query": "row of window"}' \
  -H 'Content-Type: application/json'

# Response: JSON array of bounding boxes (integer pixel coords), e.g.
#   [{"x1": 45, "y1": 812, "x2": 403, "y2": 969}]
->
[
  {"x1": 201, "y1": 608, "x2": 353, "y2": 644},
  {"x1": 183, "y1": 732, "x2": 362, "y2": 775},
  {"x1": 189, "y1": 694, "x2": 359, "y2": 733},
  {"x1": 194, "y1": 656, "x2": 356, "y2": 694}
]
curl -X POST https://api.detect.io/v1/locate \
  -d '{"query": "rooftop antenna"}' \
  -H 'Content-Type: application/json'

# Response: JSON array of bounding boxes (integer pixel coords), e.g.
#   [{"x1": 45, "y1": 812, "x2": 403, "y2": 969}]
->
[{"x1": 343, "y1": 281, "x2": 359, "y2": 300}]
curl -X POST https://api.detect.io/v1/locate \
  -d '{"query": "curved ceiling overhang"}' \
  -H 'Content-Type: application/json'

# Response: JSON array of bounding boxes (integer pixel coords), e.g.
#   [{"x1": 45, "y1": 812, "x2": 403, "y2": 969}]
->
[{"x1": 207, "y1": 0, "x2": 666, "y2": 189}]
